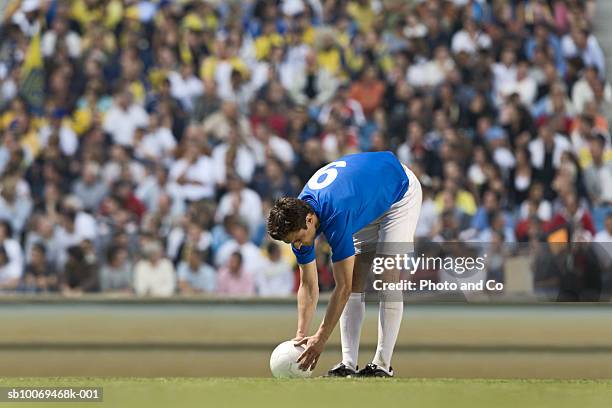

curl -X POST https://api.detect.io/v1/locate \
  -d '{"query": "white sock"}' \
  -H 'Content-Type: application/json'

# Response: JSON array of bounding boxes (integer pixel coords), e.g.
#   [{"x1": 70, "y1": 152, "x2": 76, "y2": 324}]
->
[
  {"x1": 340, "y1": 292, "x2": 365, "y2": 371},
  {"x1": 372, "y1": 300, "x2": 403, "y2": 371}
]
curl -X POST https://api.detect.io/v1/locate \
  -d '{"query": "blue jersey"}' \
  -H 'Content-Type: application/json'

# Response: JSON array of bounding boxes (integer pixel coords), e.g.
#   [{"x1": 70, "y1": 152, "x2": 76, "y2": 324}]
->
[{"x1": 293, "y1": 151, "x2": 409, "y2": 264}]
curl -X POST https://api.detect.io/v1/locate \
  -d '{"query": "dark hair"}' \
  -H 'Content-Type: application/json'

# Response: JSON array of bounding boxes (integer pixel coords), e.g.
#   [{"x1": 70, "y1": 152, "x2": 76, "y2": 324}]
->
[
  {"x1": 230, "y1": 251, "x2": 243, "y2": 265},
  {"x1": 266, "y1": 241, "x2": 280, "y2": 256},
  {"x1": 32, "y1": 242, "x2": 47, "y2": 256},
  {"x1": 106, "y1": 244, "x2": 125, "y2": 263},
  {"x1": 60, "y1": 208, "x2": 77, "y2": 223},
  {"x1": 267, "y1": 197, "x2": 313, "y2": 240},
  {"x1": 0, "y1": 220, "x2": 12, "y2": 238}
]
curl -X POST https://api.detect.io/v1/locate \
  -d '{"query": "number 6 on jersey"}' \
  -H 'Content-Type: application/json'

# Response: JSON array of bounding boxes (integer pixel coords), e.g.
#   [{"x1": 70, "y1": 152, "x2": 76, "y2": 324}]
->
[{"x1": 307, "y1": 161, "x2": 347, "y2": 190}]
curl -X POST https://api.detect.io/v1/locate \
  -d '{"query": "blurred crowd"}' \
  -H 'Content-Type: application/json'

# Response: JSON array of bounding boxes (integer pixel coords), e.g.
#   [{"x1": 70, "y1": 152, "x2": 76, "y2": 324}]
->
[{"x1": 0, "y1": 0, "x2": 610, "y2": 297}]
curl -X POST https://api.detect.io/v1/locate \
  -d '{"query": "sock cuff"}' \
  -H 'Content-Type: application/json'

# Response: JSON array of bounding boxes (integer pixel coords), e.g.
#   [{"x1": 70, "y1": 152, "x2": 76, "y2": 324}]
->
[
  {"x1": 379, "y1": 300, "x2": 404, "y2": 309},
  {"x1": 349, "y1": 292, "x2": 364, "y2": 301}
]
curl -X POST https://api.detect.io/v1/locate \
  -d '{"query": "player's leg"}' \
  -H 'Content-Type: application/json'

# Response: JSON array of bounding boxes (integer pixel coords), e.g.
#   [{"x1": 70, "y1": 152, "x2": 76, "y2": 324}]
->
[
  {"x1": 368, "y1": 257, "x2": 403, "y2": 376},
  {"x1": 338, "y1": 252, "x2": 371, "y2": 369},
  {"x1": 362, "y1": 166, "x2": 422, "y2": 377},
  {"x1": 328, "y1": 224, "x2": 377, "y2": 377}
]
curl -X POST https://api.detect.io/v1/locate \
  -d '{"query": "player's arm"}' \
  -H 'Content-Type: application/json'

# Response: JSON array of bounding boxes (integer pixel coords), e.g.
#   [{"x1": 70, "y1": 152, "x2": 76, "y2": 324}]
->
[
  {"x1": 297, "y1": 255, "x2": 354, "y2": 371},
  {"x1": 294, "y1": 260, "x2": 319, "y2": 340}
]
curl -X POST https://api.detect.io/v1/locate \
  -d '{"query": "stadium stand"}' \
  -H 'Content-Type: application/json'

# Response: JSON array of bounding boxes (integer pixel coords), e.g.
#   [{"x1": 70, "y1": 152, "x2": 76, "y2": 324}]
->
[{"x1": 0, "y1": 0, "x2": 609, "y2": 298}]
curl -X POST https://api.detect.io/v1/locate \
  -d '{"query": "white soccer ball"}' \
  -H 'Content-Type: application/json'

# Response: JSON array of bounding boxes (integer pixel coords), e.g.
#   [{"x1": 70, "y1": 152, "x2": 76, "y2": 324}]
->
[{"x1": 269, "y1": 340, "x2": 313, "y2": 378}]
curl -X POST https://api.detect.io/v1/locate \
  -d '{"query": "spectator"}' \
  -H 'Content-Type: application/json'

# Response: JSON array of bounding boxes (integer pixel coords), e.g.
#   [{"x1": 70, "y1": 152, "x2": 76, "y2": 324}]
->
[
  {"x1": 177, "y1": 250, "x2": 216, "y2": 295},
  {"x1": 71, "y1": 161, "x2": 108, "y2": 213},
  {"x1": 561, "y1": 28, "x2": 606, "y2": 78},
  {"x1": 133, "y1": 113, "x2": 177, "y2": 165},
  {"x1": 251, "y1": 122, "x2": 295, "y2": 168},
  {"x1": 134, "y1": 240, "x2": 176, "y2": 297},
  {"x1": 21, "y1": 243, "x2": 57, "y2": 293},
  {"x1": 211, "y1": 126, "x2": 257, "y2": 185},
  {"x1": 168, "y1": 137, "x2": 217, "y2": 203},
  {"x1": 520, "y1": 182, "x2": 553, "y2": 223},
  {"x1": 257, "y1": 242, "x2": 294, "y2": 296},
  {"x1": 215, "y1": 174, "x2": 262, "y2": 234},
  {"x1": 288, "y1": 48, "x2": 339, "y2": 108},
  {"x1": 529, "y1": 123, "x2": 572, "y2": 194},
  {"x1": 293, "y1": 138, "x2": 325, "y2": 185},
  {"x1": 99, "y1": 245, "x2": 133, "y2": 293},
  {"x1": 451, "y1": 18, "x2": 491, "y2": 55},
  {"x1": 0, "y1": 221, "x2": 23, "y2": 291},
  {"x1": 0, "y1": 175, "x2": 33, "y2": 237},
  {"x1": 61, "y1": 245, "x2": 98, "y2": 295},
  {"x1": 0, "y1": 244, "x2": 20, "y2": 291},
  {"x1": 348, "y1": 65, "x2": 385, "y2": 119},
  {"x1": 103, "y1": 89, "x2": 149, "y2": 147},
  {"x1": 38, "y1": 108, "x2": 78, "y2": 157},
  {"x1": 202, "y1": 100, "x2": 251, "y2": 144},
  {"x1": 546, "y1": 191, "x2": 596, "y2": 237},
  {"x1": 167, "y1": 63, "x2": 204, "y2": 113},
  {"x1": 41, "y1": 14, "x2": 81, "y2": 58},
  {"x1": 571, "y1": 66, "x2": 612, "y2": 115},
  {"x1": 583, "y1": 133, "x2": 612, "y2": 207},
  {"x1": 215, "y1": 222, "x2": 266, "y2": 275},
  {"x1": 251, "y1": 157, "x2": 296, "y2": 202},
  {"x1": 216, "y1": 251, "x2": 255, "y2": 297}
]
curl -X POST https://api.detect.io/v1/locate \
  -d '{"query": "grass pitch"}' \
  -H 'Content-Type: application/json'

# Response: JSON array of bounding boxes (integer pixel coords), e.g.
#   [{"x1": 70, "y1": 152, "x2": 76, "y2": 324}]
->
[{"x1": 0, "y1": 378, "x2": 610, "y2": 408}]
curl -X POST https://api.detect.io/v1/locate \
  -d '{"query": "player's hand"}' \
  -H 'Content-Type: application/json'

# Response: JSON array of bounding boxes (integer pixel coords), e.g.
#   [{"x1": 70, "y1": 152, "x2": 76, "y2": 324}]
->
[
  {"x1": 291, "y1": 330, "x2": 307, "y2": 343},
  {"x1": 295, "y1": 335, "x2": 325, "y2": 372}
]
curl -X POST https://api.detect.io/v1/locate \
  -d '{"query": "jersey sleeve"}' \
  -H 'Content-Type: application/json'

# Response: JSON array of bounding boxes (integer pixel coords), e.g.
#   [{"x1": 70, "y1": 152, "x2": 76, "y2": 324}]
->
[
  {"x1": 324, "y1": 212, "x2": 356, "y2": 263},
  {"x1": 292, "y1": 243, "x2": 316, "y2": 265}
]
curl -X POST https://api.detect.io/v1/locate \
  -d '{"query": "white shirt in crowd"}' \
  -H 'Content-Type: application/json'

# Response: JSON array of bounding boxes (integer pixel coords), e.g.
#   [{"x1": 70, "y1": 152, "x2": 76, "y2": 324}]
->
[
  {"x1": 256, "y1": 259, "x2": 294, "y2": 296},
  {"x1": 407, "y1": 59, "x2": 454, "y2": 88},
  {"x1": 38, "y1": 123, "x2": 78, "y2": 156},
  {"x1": 492, "y1": 62, "x2": 517, "y2": 93},
  {"x1": 0, "y1": 239, "x2": 23, "y2": 285},
  {"x1": 133, "y1": 258, "x2": 176, "y2": 297},
  {"x1": 250, "y1": 136, "x2": 295, "y2": 168},
  {"x1": 451, "y1": 30, "x2": 491, "y2": 55},
  {"x1": 519, "y1": 200, "x2": 553, "y2": 222},
  {"x1": 135, "y1": 126, "x2": 177, "y2": 163},
  {"x1": 561, "y1": 34, "x2": 606, "y2": 77},
  {"x1": 215, "y1": 188, "x2": 263, "y2": 234},
  {"x1": 497, "y1": 74, "x2": 537, "y2": 107},
  {"x1": 212, "y1": 143, "x2": 256, "y2": 184},
  {"x1": 102, "y1": 160, "x2": 146, "y2": 186},
  {"x1": 168, "y1": 70, "x2": 204, "y2": 112},
  {"x1": 318, "y1": 99, "x2": 366, "y2": 127},
  {"x1": 168, "y1": 156, "x2": 217, "y2": 201},
  {"x1": 52, "y1": 211, "x2": 97, "y2": 269},
  {"x1": 571, "y1": 77, "x2": 612, "y2": 114},
  {"x1": 215, "y1": 239, "x2": 266, "y2": 273},
  {"x1": 103, "y1": 103, "x2": 149, "y2": 146},
  {"x1": 528, "y1": 134, "x2": 572, "y2": 169},
  {"x1": 41, "y1": 30, "x2": 81, "y2": 58}
]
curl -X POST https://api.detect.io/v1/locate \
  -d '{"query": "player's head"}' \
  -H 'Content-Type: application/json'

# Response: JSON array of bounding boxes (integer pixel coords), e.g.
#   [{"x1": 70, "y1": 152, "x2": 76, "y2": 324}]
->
[{"x1": 267, "y1": 198, "x2": 317, "y2": 249}]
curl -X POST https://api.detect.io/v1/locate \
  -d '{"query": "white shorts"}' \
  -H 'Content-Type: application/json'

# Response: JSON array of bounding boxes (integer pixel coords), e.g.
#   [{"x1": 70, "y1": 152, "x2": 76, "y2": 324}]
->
[{"x1": 353, "y1": 165, "x2": 422, "y2": 256}]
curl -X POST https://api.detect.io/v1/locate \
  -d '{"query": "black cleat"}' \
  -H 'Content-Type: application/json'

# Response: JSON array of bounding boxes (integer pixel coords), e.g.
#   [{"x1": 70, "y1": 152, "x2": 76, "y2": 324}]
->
[
  {"x1": 357, "y1": 363, "x2": 394, "y2": 377},
  {"x1": 326, "y1": 362, "x2": 358, "y2": 377}
]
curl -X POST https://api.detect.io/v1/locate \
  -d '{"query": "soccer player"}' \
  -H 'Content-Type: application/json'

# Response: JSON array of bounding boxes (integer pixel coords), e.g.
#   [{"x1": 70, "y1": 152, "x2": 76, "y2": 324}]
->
[{"x1": 267, "y1": 151, "x2": 422, "y2": 377}]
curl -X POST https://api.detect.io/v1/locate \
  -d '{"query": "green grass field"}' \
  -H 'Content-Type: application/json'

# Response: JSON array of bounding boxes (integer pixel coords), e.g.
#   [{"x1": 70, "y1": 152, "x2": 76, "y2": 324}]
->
[{"x1": 0, "y1": 378, "x2": 611, "y2": 408}]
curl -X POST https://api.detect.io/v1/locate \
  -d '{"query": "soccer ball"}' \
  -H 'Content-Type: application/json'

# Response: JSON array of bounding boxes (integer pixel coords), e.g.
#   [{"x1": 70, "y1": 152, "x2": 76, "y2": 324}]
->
[{"x1": 269, "y1": 340, "x2": 313, "y2": 378}]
